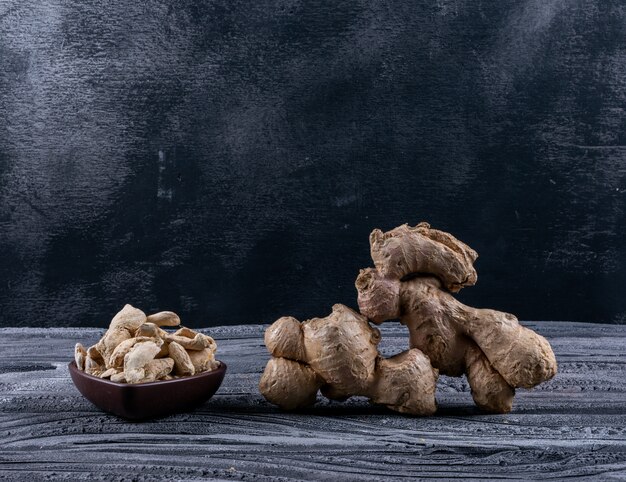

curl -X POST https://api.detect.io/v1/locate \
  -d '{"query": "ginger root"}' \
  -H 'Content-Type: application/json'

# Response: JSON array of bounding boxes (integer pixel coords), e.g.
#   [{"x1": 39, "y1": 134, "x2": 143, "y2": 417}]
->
[
  {"x1": 168, "y1": 341, "x2": 195, "y2": 376},
  {"x1": 74, "y1": 343, "x2": 87, "y2": 371},
  {"x1": 259, "y1": 304, "x2": 438, "y2": 415},
  {"x1": 260, "y1": 222, "x2": 557, "y2": 415},
  {"x1": 369, "y1": 222, "x2": 478, "y2": 293},
  {"x1": 124, "y1": 341, "x2": 163, "y2": 384},
  {"x1": 356, "y1": 222, "x2": 558, "y2": 413},
  {"x1": 74, "y1": 305, "x2": 220, "y2": 384},
  {"x1": 188, "y1": 348, "x2": 220, "y2": 373},
  {"x1": 146, "y1": 311, "x2": 181, "y2": 327},
  {"x1": 95, "y1": 304, "x2": 147, "y2": 365}
]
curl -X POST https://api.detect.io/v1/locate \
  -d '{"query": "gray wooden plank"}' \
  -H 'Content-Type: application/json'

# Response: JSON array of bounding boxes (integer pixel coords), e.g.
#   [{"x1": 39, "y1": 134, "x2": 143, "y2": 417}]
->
[{"x1": 0, "y1": 322, "x2": 625, "y2": 480}]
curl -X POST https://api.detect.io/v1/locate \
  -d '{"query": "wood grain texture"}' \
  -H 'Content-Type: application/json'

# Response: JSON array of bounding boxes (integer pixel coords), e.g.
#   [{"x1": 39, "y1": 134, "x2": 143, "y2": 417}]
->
[
  {"x1": 1, "y1": 322, "x2": 625, "y2": 480},
  {"x1": 1, "y1": 1, "x2": 626, "y2": 327}
]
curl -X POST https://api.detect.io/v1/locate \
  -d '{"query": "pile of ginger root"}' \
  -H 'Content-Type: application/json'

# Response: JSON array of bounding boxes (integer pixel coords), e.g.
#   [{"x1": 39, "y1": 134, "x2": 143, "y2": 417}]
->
[
  {"x1": 260, "y1": 222, "x2": 557, "y2": 415},
  {"x1": 74, "y1": 305, "x2": 219, "y2": 384}
]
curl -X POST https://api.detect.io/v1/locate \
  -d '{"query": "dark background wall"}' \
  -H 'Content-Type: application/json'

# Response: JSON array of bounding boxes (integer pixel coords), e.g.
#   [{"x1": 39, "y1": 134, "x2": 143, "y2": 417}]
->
[{"x1": 1, "y1": 0, "x2": 625, "y2": 327}]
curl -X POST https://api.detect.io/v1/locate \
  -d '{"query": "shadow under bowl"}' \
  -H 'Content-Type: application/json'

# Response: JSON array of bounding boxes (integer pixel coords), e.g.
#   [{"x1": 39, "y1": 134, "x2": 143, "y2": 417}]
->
[{"x1": 68, "y1": 360, "x2": 227, "y2": 420}]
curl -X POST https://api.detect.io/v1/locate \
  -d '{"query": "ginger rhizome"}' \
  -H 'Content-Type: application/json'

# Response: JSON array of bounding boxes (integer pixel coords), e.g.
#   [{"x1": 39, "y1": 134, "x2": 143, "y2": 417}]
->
[
  {"x1": 259, "y1": 304, "x2": 438, "y2": 415},
  {"x1": 74, "y1": 305, "x2": 219, "y2": 384},
  {"x1": 260, "y1": 221, "x2": 557, "y2": 415},
  {"x1": 356, "y1": 222, "x2": 558, "y2": 413}
]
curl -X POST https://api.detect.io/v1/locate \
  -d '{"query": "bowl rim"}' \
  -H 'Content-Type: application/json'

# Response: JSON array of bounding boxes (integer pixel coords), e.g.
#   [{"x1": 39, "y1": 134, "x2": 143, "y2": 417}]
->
[{"x1": 68, "y1": 359, "x2": 227, "y2": 388}]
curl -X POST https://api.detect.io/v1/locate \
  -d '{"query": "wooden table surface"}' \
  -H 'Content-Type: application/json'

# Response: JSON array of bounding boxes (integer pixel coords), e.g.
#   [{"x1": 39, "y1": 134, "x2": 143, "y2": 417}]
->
[{"x1": 1, "y1": 322, "x2": 625, "y2": 481}]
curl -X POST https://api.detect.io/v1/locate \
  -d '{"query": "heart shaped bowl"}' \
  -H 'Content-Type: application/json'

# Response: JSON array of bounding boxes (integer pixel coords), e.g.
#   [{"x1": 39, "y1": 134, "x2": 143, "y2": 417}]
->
[{"x1": 68, "y1": 360, "x2": 227, "y2": 420}]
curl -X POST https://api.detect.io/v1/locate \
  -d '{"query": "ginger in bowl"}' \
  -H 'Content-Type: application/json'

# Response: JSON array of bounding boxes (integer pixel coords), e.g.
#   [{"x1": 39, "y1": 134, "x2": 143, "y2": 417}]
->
[{"x1": 69, "y1": 304, "x2": 226, "y2": 419}]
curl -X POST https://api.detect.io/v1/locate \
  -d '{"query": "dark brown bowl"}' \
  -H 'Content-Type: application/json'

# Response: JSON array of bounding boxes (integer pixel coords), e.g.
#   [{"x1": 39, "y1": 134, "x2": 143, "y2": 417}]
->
[{"x1": 68, "y1": 360, "x2": 227, "y2": 420}]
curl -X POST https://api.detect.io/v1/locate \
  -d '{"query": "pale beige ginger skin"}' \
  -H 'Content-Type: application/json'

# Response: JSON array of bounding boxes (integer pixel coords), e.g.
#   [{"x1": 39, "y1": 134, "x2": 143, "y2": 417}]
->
[
  {"x1": 95, "y1": 304, "x2": 147, "y2": 366},
  {"x1": 259, "y1": 304, "x2": 438, "y2": 415},
  {"x1": 84, "y1": 354, "x2": 104, "y2": 377},
  {"x1": 146, "y1": 323, "x2": 217, "y2": 351},
  {"x1": 188, "y1": 348, "x2": 220, "y2": 373},
  {"x1": 371, "y1": 349, "x2": 438, "y2": 415},
  {"x1": 110, "y1": 372, "x2": 127, "y2": 383},
  {"x1": 109, "y1": 336, "x2": 163, "y2": 369},
  {"x1": 164, "y1": 332, "x2": 215, "y2": 351},
  {"x1": 74, "y1": 305, "x2": 219, "y2": 384},
  {"x1": 173, "y1": 326, "x2": 197, "y2": 338},
  {"x1": 260, "y1": 357, "x2": 321, "y2": 410},
  {"x1": 124, "y1": 341, "x2": 162, "y2": 384},
  {"x1": 146, "y1": 311, "x2": 181, "y2": 327},
  {"x1": 264, "y1": 317, "x2": 306, "y2": 361},
  {"x1": 369, "y1": 222, "x2": 478, "y2": 293},
  {"x1": 136, "y1": 322, "x2": 161, "y2": 338},
  {"x1": 99, "y1": 367, "x2": 121, "y2": 379},
  {"x1": 142, "y1": 358, "x2": 175, "y2": 383},
  {"x1": 356, "y1": 222, "x2": 558, "y2": 414},
  {"x1": 168, "y1": 341, "x2": 195, "y2": 376},
  {"x1": 74, "y1": 343, "x2": 87, "y2": 371}
]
